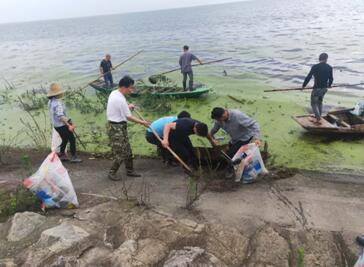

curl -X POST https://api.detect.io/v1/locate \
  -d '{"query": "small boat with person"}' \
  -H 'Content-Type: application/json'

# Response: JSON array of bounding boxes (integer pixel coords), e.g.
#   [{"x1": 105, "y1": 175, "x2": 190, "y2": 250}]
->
[
  {"x1": 292, "y1": 109, "x2": 364, "y2": 135},
  {"x1": 89, "y1": 80, "x2": 211, "y2": 99}
]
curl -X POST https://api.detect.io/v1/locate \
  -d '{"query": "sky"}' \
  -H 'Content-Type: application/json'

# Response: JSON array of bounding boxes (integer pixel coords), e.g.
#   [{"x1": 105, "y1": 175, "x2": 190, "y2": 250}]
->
[{"x1": 0, "y1": 0, "x2": 243, "y2": 24}]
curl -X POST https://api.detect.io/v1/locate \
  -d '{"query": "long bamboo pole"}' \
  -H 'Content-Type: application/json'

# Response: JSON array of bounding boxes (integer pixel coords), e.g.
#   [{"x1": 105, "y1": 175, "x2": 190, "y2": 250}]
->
[
  {"x1": 264, "y1": 83, "x2": 363, "y2": 93},
  {"x1": 80, "y1": 50, "x2": 144, "y2": 90},
  {"x1": 150, "y1": 57, "x2": 232, "y2": 78}
]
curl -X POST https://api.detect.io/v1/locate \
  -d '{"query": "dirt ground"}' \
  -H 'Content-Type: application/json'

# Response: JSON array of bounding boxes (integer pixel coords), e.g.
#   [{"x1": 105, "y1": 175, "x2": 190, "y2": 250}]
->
[
  {"x1": 1, "y1": 149, "x2": 364, "y2": 266},
  {"x1": 1, "y1": 149, "x2": 364, "y2": 232}
]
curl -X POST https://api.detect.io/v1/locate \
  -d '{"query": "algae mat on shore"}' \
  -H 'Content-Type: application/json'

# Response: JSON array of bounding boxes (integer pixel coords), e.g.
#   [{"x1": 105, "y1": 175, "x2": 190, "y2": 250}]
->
[{"x1": 1, "y1": 75, "x2": 363, "y2": 173}]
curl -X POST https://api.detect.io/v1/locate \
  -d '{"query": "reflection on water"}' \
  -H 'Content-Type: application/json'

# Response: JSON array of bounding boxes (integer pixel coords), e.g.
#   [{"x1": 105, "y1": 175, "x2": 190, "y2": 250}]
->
[{"x1": 0, "y1": 0, "x2": 364, "y2": 91}]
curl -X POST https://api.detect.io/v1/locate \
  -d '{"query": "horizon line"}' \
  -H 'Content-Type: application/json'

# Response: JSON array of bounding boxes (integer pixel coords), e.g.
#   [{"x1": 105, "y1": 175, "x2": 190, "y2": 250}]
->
[{"x1": 0, "y1": 0, "x2": 248, "y2": 25}]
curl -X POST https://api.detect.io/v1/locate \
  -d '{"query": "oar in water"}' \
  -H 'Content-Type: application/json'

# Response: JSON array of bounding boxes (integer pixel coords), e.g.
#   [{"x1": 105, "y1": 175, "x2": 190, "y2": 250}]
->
[
  {"x1": 80, "y1": 50, "x2": 144, "y2": 90},
  {"x1": 264, "y1": 83, "x2": 364, "y2": 93},
  {"x1": 133, "y1": 109, "x2": 193, "y2": 175},
  {"x1": 148, "y1": 57, "x2": 232, "y2": 84}
]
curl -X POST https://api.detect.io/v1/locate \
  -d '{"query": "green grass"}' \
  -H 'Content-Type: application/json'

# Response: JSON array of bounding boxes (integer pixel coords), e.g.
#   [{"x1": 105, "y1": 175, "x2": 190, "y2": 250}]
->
[{"x1": 297, "y1": 247, "x2": 305, "y2": 267}]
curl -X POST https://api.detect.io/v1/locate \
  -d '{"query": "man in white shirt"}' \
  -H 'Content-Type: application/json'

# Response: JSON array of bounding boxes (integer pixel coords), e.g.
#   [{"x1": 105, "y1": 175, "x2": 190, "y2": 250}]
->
[{"x1": 106, "y1": 75, "x2": 150, "y2": 181}]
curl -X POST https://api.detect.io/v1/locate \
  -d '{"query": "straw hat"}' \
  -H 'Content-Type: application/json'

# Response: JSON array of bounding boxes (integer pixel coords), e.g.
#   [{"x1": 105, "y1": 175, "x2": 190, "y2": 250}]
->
[{"x1": 47, "y1": 83, "x2": 64, "y2": 97}]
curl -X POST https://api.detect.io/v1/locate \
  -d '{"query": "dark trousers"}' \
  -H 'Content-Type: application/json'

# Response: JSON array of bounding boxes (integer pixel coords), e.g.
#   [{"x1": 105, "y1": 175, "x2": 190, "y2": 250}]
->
[
  {"x1": 169, "y1": 135, "x2": 197, "y2": 168},
  {"x1": 55, "y1": 125, "x2": 76, "y2": 156},
  {"x1": 182, "y1": 71, "x2": 193, "y2": 91},
  {"x1": 311, "y1": 88, "x2": 328, "y2": 120},
  {"x1": 226, "y1": 138, "x2": 253, "y2": 158},
  {"x1": 146, "y1": 132, "x2": 172, "y2": 162},
  {"x1": 104, "y1": 73, "x2": 113, "y2": 87}
]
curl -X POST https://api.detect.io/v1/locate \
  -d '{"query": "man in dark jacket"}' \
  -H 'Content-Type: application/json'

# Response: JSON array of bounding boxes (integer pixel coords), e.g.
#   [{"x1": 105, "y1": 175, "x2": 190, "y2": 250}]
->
[
  {"x1": 302, "y1": 53, "x2": 334, "y2": 124},
  {"x1": 161, "y1": 118, "x2": 208, "y2": 169}
]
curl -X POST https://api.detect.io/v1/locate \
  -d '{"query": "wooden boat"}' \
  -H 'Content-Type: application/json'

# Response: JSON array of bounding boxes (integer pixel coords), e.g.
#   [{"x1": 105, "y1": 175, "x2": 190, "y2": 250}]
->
[
  {"x1": 292, "y1": 109, "x2": 364, "y2": 134},
  {"x1": 89, "y1": 80, "x2": 210, "y2": 99}
]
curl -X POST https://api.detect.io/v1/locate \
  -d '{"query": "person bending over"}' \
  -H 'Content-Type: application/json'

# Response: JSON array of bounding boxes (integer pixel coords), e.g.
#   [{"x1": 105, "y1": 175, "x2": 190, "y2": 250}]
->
[
  {"x1": 208, "y1": 107, "x2": 261, "y2": 158},
  {"x1": 145, "y1": 111, "x2": 191, "y2": 165},
  {"x1": 162, "y1": 117, "x2": 208, "y2": 169}
]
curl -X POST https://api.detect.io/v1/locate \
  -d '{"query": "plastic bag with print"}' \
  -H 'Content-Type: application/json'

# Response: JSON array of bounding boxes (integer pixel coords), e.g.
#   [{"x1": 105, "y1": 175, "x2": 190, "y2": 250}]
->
[
  {"x1": 232, "y1": 143, "x2": 268, "y2": 183},
  {"x1": 23, "y1": 152, "x2": 79, "y2": 209}
]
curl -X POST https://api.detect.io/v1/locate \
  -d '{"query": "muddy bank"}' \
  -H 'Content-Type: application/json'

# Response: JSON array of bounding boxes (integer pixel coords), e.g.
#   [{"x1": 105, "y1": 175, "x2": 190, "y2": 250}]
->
[{"x1": 1, "y1": 149, "x2": 364, "y2": 266}]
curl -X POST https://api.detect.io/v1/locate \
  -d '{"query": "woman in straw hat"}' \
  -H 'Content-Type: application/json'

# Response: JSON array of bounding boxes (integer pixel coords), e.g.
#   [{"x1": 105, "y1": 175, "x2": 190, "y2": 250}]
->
[{"x1": 47, "y1": 83, "x2": 82, "y2": 163}]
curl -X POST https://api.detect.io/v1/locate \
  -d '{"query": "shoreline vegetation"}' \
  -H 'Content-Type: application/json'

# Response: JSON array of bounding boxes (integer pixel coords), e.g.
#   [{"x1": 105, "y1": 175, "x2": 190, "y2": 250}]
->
[{"x1": 1, "y1": 73, "x2": 364, "y2": 174}]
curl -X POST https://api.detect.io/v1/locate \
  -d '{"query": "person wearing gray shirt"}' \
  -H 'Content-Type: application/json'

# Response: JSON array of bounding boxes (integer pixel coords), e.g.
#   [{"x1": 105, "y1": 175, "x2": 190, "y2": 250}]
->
[
  {"x1": 208, "y1": 107, "x2": 261, "y2": 158},
  {"x1": 179, "y1": 45, "x2": 203, "y2": 91}
]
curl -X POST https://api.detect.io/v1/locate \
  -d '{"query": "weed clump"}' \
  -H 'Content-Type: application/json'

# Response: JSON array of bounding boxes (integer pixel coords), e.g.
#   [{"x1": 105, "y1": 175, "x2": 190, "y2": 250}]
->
[{"x1": 0, "y1": 185, "x2": 41, "y2": 222}]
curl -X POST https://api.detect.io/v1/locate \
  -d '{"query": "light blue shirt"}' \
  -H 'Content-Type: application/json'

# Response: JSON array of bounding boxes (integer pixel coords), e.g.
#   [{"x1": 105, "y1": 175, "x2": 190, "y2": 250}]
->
[
  {"x1": 48, "y1": 98, "x2": 66, "y2": 128},
  {"x1": 147, "y1": 116, "x2": 177, "y2": 137}
]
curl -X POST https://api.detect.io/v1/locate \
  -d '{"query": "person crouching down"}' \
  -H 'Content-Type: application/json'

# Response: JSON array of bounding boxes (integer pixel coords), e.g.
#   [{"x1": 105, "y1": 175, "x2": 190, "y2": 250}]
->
[
  {"x1": 145, "y1": 111, "x2": 191, "y2": 166},
  {"x1": 208, "y1": 107, "x2": 260, "y2": 179},
  {"x1": 161, "y1": 117, "x2": 209, "y2": 170},
  {"x1": 47, "y1": 83, "x2": 82, "y2": 163}
]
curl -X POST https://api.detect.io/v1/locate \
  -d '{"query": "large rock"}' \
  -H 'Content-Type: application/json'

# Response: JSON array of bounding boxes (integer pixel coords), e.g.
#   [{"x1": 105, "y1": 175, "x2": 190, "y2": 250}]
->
[
  {"x1": 38, "y1": 222, "x2": 90, "y2": 248},
  {"x1": 7, "y1": 212, "x2": 46, "y2": 241},
  {"x1": 109, "y1": 239, "x2": 138, "y2": 267},
  {"x1": 109, "y1": 238, "x2": 168, "y2": 267},
  {"x1": 134, "y1": 238, "x2": 168, "y2": 266},
  {"x1": 163, "y1": 247, "x2": 227, "y2": 267},
  {"x1": 104, "y1": 225, "x2": 126, "y2": 249},
  {"x1": 246, "y1": 225, "x2": 291, "y2": 267},
  {"x1": 0, "y1": 258, "x2": 17, "y2": 267},
  {"x1": 206, "y1": 224, "x2": 249, "y2": 265},
  {"x1": 77, "y1": 246, "x2": 112, "y2": 267},
  {"x1": 24, "y1": 222, "x2": 91, "y2": 267}
]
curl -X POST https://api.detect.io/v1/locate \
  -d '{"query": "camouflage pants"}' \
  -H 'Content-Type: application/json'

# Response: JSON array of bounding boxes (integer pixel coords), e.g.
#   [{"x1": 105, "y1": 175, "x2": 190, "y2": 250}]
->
[{"x1": 108, "y1": 123, "x2": 133, "y2": 174}]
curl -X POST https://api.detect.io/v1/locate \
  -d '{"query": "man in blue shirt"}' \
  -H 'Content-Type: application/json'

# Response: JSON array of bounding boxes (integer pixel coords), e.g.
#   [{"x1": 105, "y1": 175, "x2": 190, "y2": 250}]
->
[{"x1": 146, "y1": 111, "x2": 190, "y2": 164}]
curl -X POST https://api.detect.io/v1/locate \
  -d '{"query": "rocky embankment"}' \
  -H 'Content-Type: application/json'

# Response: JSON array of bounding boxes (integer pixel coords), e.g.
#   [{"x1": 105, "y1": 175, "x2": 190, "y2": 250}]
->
[{"x1": 0, "y1": 200, "x2": 360, "y2": 267}]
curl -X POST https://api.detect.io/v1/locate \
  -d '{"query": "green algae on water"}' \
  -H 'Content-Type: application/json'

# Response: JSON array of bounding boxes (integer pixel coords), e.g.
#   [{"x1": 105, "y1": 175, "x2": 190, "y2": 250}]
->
[{"x1": 1, "y1": 73, "x2": 364, "y2": 173}]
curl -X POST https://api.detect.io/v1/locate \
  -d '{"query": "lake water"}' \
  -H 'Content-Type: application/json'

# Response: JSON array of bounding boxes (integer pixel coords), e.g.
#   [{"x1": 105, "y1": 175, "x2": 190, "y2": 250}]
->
[
  {"x1": 1, "y1": 0, "x2": 364, "y2": 91},
  {"x1": 1, "y1": 0, "x2": 364, "y2": 173}
]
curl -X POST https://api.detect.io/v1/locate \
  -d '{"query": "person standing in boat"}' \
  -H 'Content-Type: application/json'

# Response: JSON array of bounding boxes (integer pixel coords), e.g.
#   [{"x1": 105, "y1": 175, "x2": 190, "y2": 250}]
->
[
  {"x1": 302, "y1": 53, "x2": 334, "y2": 124},
  {"x1": 100, "y1": 54, "x2": 114, "y2": 88},
  {"x1": 179, "y1": 45, "x2": 203, "y2": 91}
]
